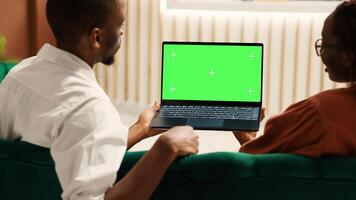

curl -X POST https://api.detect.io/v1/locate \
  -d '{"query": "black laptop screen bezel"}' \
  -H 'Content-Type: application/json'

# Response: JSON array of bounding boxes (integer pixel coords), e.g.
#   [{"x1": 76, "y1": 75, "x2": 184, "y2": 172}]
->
[{"x1": 160, "y1": 41, "x2": 264, "y2": 107}]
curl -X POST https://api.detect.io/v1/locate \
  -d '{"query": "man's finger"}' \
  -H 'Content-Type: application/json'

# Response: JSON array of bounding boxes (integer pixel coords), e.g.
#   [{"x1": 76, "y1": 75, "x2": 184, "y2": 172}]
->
[{"x1": 152, "y1": 101, "x2": 160, "y2": 111}]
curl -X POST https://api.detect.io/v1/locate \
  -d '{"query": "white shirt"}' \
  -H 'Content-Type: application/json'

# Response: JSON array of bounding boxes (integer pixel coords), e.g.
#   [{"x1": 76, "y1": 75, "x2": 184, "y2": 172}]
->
[{"x1": 0, "y1": 44, "x2": 128, "y2": 200}]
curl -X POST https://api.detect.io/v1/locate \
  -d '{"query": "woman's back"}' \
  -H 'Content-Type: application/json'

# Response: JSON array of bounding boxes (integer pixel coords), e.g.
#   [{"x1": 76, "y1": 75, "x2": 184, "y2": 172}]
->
[
  {"x1": 240, "y1": 87, "x2": 356, "y2": 157},
  {"x1": 315, "y1": 87, "x2": 356, "y2": 155}
]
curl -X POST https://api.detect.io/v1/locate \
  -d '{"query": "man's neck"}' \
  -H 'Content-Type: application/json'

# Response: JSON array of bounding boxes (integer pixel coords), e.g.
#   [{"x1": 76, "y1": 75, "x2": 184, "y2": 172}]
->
[{"x1": 56, "y1": 42, "x2": 95, "y2": 68}]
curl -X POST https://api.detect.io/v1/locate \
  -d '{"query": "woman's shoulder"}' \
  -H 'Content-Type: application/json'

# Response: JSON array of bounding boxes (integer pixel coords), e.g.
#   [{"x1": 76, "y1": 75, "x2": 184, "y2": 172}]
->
[
  {"x1": 311, "y1": 87, "x2": 355, "y2": 103},
  {"x1": 308, "y1": 87, "x2": 356, "y2": 117},
  {"x1": 282, "y1": 87, "x2": 355, "y2": 115}
]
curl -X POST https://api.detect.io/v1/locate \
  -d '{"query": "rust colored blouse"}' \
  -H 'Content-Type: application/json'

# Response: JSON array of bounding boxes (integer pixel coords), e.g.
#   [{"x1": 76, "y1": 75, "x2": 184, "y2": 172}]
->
[{"x1": 240, "y1": 87, "x2": 356, "y2": 157}]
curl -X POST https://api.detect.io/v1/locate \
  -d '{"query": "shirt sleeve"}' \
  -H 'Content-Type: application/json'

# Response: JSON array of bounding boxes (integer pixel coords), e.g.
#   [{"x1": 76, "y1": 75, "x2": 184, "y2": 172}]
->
[
  {"x1": 50, "y1": 98, "x2": 128, "y2": 200},
  {"x1": 239, "y1": 98, "x2": 327, "y2": 157}
]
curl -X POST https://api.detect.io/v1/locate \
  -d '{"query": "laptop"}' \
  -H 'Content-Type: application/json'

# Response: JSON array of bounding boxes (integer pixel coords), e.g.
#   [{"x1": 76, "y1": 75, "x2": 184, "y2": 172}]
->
[{"x1": 150, "y1": 41, "x2": 264, "y2": 131}]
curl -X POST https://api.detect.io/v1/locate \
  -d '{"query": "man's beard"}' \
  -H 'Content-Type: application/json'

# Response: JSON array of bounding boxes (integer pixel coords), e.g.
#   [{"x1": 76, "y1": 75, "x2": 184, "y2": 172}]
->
[{"x1": 102, "y1": 55, "x2": 115, "y2": 65}]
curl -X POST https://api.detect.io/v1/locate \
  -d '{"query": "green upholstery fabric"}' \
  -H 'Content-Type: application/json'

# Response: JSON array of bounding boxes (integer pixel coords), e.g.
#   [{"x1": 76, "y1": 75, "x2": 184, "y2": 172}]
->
[
  {"x1": 118, "y1": 152, "x2": 356, "y2": 200},
  {"x1": 0, "y1": 139, "x2": 61, "y2": 200},
  {"x1": 0, "y1": 62, "x2": 16, "y2": 83},
  {"x1": 1, "y1": 139, "x2": 356, "y2": 200}
]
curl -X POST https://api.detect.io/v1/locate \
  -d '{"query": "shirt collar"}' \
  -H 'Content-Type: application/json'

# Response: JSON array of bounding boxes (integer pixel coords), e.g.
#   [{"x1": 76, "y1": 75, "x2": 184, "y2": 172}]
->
[{"x1": 37, "y1": 43, "x2": 96, "y2": 81}]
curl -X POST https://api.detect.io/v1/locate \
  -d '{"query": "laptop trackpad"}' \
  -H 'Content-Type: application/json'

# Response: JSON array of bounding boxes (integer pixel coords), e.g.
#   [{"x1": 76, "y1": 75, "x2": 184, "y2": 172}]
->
[{"x1": 186, "y1": 118, "x2": 224, "y2": 128}]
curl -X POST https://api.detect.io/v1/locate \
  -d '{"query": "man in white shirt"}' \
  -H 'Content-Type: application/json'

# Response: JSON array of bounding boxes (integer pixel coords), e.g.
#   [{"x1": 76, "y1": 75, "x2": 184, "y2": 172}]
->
[{"x1": 0, "y1": 0, "x2": 199, "y2": 200}]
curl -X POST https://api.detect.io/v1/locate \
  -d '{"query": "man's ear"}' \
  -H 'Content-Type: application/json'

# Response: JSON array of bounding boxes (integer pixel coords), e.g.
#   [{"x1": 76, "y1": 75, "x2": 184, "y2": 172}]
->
[{"x1": 89, "y1": 28, "x2": 102, "y2": 49}]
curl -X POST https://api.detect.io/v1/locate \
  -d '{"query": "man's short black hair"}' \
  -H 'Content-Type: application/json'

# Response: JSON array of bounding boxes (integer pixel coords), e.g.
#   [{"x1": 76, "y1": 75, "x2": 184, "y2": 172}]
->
[{"x1": 46, "y1": 0, "x2": 118, "y2": 44}]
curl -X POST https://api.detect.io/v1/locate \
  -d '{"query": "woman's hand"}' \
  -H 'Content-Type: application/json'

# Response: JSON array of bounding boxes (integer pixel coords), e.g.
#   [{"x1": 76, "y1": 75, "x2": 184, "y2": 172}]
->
[{"x1": 233, "y1": 108, "x2": 266, "y2": 145}]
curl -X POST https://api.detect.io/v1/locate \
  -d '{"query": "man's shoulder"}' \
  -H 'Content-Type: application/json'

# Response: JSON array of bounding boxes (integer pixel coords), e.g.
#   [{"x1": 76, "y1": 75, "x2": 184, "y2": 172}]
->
[
  {"x1": 5, "y1": 56, "x2": 106, "y2": 107},
  {"x1": 7, "y1": 56, "x2": 37, "y2": 75}
]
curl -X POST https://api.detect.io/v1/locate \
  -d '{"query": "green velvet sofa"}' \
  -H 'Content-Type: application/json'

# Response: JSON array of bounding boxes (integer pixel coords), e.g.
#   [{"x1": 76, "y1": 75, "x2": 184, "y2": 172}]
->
[
  {"x1": 1, "y1": 139, "x2": 356, "y2": 200},
  {"x1": 1, "y1": 63, "x2": 356, "y2": 200}
]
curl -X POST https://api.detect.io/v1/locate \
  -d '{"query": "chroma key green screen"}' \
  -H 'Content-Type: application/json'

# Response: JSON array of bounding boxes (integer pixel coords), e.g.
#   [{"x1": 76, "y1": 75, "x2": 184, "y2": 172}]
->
[{"x1": 162, "y1": 43, "x2": 263, "y2": 102}]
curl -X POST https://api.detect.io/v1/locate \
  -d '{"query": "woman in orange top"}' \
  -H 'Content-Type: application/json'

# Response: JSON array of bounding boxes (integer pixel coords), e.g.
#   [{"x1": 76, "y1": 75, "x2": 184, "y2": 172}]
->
[{"x1": 235, "y1": 0, "x2": 356, "y2": 157}]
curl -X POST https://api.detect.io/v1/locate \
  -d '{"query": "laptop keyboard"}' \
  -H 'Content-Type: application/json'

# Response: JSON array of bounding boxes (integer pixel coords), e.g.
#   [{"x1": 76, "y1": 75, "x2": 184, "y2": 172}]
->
[{"x1": 159, "y1": 105, "x2": 259, "y2": 120}]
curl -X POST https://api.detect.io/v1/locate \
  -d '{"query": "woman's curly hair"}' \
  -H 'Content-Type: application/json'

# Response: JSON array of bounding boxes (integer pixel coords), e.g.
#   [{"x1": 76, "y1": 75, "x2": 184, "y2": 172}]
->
[{"x1": 333, "y1": 0, "x2": 356, "y2": 87}]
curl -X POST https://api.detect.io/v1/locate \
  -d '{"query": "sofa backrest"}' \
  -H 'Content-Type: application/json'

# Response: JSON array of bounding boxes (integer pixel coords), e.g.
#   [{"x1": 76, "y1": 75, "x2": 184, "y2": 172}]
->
[
  {"x1": 0, "y1": 62, "x2": 16, "y2": 83},
  {"x1": 0, "y1": 139, "x2": 62, "y2": 200},
  {"x1": 2, "y1": 138, "x2": 356, "y2": 200}
]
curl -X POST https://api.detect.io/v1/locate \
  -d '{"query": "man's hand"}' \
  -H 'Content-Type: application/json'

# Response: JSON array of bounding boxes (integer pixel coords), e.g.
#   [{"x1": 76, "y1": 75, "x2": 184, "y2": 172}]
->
[
  {"x1": 157, "y1": 126, "x2": 199, "y2": 156},
  {"x1": 136, "y1": 102, "x2": 162, "y2": 138},
  {"x1": 233, "y1": 108, "x2": 266, "y2": 146},
  {"x1": 127, "y1": 102, "x2": 162, "y2": 149}
]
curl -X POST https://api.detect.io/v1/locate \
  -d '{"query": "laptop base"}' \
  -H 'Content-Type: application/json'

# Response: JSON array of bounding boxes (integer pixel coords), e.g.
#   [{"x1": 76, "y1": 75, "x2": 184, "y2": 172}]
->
[{"x1": 150, "y1": 113, "x2": 260, "y2": 132}]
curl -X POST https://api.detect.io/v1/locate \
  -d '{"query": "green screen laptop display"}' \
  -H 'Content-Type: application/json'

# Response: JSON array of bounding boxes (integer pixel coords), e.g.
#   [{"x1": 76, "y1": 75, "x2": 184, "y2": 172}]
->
[{"x1": 162, "y1": 43, "x2": 263, "y2": 102}]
